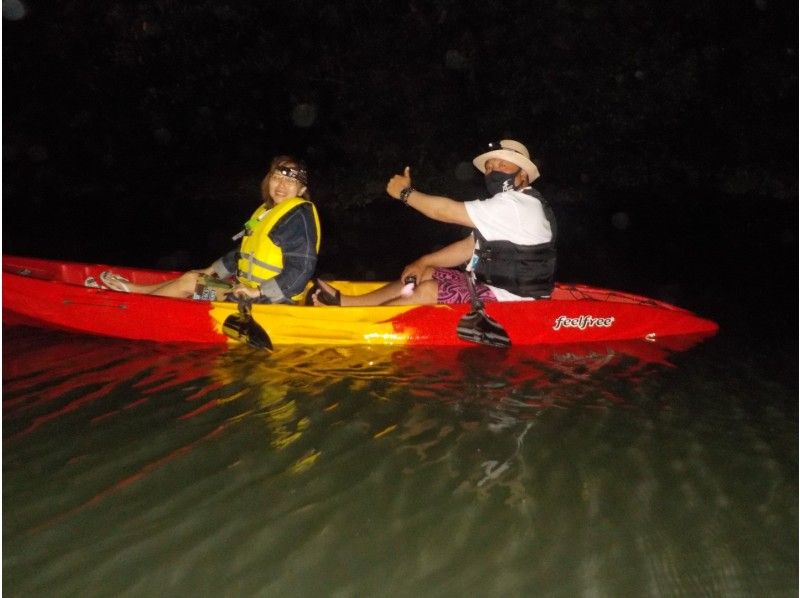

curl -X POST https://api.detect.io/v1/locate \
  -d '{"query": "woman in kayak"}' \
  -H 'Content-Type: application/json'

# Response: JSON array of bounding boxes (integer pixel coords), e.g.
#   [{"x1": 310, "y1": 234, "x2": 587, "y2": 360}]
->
[
  {"x1": 307, "y1": 139, "x2": 556, "y2": 307},
  {"x1": 100, "y1": 155, "x2": 321, "y2": 304}
]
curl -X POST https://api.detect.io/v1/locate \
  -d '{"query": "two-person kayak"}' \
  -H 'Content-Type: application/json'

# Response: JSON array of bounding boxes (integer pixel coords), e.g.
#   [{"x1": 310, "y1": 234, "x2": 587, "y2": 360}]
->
[{"x1": 2, "y1": 255, "x2": 718, "y2": 349}]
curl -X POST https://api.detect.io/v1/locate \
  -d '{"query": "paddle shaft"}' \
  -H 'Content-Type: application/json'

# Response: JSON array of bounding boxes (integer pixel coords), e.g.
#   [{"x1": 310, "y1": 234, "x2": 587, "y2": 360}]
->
[{"x1": 464, "y1": 271, "x2": 483, "y2": 311}]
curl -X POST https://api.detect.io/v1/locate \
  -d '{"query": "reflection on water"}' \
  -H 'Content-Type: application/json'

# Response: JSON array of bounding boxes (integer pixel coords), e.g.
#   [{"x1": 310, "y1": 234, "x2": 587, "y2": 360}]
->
[{"x1": 3, "y1": 327, "x2": 796, "y2": 596}]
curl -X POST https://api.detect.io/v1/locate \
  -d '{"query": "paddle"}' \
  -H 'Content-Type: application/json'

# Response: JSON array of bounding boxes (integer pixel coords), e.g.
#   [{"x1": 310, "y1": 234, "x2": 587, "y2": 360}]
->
[
  {"x1": 456, "y1": 271, "x2": 511, "y2": 348},
  {"x1": 222, "y1": 296, "x2": 273, "y2": 350}
]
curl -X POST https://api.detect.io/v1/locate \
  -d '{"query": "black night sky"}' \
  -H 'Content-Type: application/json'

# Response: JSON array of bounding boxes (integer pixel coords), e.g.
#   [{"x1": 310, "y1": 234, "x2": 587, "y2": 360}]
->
[{"x1": 2, "y1": 1, "x2": 797, "y2": 329}]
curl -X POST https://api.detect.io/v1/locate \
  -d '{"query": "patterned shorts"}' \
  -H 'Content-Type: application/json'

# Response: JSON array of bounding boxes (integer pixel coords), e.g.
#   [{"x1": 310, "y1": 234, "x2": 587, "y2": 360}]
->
[{"x1": 432, "y1": 268, "x2": 496, "y2": 304}]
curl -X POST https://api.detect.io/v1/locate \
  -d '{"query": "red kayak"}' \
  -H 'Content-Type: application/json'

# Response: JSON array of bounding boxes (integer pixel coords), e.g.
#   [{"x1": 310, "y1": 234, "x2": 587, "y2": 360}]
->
[{"x1": 2, "y1": 255, "x2": 718, "y2": 349}]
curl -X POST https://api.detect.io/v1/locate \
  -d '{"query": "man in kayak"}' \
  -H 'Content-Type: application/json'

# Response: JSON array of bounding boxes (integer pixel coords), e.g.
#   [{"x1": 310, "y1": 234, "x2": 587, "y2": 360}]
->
[
  {"x1": 100, "y1": 155, "x2": 321, "y2": 304},
  {"x1": 307, "y1": 139, "x2": 556, "y2": 306}
]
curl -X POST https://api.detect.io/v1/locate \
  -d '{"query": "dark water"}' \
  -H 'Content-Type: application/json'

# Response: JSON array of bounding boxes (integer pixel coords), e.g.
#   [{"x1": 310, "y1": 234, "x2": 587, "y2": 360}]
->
[{"x1": 3, "y1": 323, "x2": 796, "y2": 597}]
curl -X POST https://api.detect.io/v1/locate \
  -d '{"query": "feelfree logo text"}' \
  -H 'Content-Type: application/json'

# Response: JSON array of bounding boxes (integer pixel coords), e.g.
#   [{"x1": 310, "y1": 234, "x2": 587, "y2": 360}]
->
[{"x1": 552, "y1": 315, "x2": 615, "y2": 331}]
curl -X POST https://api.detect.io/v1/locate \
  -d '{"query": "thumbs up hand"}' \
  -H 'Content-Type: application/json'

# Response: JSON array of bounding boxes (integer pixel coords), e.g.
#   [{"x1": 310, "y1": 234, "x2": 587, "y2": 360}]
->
[{"x1": 386, "y1": 166, "x2": 412, "y2": 200}]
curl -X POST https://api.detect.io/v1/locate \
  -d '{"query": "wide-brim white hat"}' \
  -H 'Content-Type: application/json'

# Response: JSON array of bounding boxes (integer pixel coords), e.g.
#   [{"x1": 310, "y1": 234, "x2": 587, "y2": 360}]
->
[{"x1": 472, "y1": 139, "x2": 540, "y2": 183}]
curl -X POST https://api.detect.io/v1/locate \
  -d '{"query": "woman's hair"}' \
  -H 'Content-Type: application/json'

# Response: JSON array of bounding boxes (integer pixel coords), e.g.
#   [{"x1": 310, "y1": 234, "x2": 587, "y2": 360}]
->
[{"x1": 260, "y1": 155, "x2": 311, "y2": 207}]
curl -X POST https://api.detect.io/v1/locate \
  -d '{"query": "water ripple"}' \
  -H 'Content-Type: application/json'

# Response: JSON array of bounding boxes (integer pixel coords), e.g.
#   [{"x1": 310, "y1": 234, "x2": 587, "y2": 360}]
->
[{"x1": 3, "y1": 327, "x2": 796, "y2": 596}]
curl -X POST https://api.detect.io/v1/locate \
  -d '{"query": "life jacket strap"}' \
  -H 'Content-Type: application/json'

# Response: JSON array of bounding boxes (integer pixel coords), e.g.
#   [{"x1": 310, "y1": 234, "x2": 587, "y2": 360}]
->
[{"x1": 238, "y1": 252, "x2": 282, "y2": 285}]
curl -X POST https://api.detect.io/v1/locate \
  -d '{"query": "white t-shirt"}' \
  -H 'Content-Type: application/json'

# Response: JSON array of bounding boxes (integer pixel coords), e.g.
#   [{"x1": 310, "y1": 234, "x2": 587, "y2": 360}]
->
[{"x1": 464, "y1": 188, "x2": 553, "y2": 301}]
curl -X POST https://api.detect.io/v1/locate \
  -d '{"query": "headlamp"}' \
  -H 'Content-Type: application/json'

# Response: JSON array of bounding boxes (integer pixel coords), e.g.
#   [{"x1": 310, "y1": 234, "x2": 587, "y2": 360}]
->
[{"x1": 275, "y1": 165, "x2": 308, "y2": 185}]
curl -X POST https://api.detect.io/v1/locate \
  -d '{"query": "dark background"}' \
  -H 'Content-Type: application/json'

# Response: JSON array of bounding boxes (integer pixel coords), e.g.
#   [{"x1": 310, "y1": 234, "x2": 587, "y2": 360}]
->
[{"x1": 2, "y1": 0, "x2": 797, "y2": 359}]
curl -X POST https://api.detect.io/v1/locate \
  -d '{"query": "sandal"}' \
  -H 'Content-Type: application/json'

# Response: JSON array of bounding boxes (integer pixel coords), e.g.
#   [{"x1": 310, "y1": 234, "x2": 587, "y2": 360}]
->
[
  {"x1": 100, "y1": 271, "x2": 131, "y2": 293},
  {"x1": 304, "y1": 279, "x2": 341, "y2": 306}
]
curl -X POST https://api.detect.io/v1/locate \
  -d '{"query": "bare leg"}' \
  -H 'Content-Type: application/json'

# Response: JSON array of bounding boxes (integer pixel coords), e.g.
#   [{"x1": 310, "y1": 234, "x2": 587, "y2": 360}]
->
[
  {"x1": 108, "y1": 271, "x2": 204, "y2": 298},
  {"x1": 313, "y1": 277, "x2": 439, "y2": 306},
  {"x1": 342, "y1": 280, "x2": 404, "y2": 306},
  {"x1": 149, "y1": 271, "x2": 203, "y2": 298},
  {"x1": 383, "y1": 279, "x2": 439, "y2": 305}
]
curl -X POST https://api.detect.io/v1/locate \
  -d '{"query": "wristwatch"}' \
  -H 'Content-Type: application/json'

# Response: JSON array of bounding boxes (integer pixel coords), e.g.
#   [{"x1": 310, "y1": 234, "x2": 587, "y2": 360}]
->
[{"x1": 399, "y1": 187, "x2": 415, "y2": 204}]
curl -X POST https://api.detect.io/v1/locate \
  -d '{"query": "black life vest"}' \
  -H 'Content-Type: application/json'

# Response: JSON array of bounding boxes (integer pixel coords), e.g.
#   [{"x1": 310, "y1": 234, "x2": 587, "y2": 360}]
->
[{"x1": 473, "y1": 188, "x2": 557, "y2": 298}]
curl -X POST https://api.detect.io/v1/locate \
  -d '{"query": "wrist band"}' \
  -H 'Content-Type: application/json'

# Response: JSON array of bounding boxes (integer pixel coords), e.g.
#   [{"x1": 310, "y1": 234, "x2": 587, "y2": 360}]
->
[{"x1": 399, "y1": 187, "x2": 415, "y2": 204}]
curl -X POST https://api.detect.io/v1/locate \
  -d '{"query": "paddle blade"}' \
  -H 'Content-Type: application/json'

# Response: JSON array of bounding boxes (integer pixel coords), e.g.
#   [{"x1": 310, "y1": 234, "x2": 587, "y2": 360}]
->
[
  {"x1": 457, "y1": 308, "x2": 511, "y2": 348},
  {"x1": 223, "y1": 313, "x2": 273, "y2": 350}
]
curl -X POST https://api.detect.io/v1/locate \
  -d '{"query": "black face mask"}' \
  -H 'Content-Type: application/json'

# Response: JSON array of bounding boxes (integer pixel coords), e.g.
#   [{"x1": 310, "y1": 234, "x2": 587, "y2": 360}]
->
[{"x1": 485, "y1": 169, "x2": 520, "y2": 196}]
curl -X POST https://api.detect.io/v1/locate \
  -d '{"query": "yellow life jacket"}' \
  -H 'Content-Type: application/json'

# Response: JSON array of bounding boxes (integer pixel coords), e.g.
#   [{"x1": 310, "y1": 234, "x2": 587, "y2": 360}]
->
[{"x1": 237, "y1": 197, "x2": 321, "y2": 300}]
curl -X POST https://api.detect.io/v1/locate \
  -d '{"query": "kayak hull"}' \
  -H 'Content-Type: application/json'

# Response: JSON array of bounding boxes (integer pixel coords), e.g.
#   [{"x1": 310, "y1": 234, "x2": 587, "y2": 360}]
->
[{"x1": 3, "y1": 255, "x2": 718, "y2": 348}]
